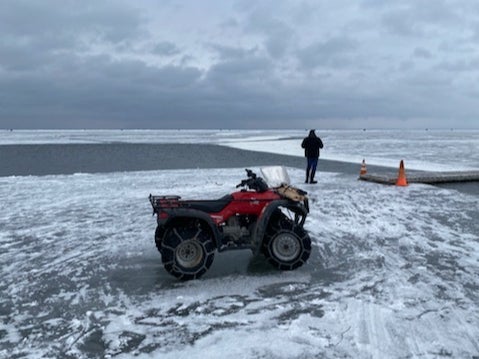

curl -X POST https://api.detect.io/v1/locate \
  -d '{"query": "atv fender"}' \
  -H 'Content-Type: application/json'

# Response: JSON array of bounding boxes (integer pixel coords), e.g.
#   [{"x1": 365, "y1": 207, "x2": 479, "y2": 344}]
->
[
  {"x1": 252, "y1": 199, "x2": 308, "y2": 255},
  {"x1": 158, "y1": 209, "x2": 221, "y2": 249}
]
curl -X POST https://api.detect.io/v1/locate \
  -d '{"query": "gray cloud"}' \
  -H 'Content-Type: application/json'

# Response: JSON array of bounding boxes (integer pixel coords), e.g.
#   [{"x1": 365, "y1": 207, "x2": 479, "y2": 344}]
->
[
  {"x1": 152, "y1": 42, "x2": 181, "y2": 56},
  {"x1": 413, "y1": 47, "x2": 433, "y2": 59},
  {"x1": 1, "y1": 0, "x2": 479, "y2": 129},
  {"x1": 0, "y1": 1, "x2": 144, "y2": 45},
  {"x1": 297, "y1": 37, "x2": 359, "y2": 69}
]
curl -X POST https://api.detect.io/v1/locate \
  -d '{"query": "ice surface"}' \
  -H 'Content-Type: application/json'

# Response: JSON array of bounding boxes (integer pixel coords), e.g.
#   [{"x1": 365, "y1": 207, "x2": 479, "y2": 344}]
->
[
  {"x1": 221, "y1": 129, "x2": 479, "y2": 171},
  {"x1": 1, "y1": 164, "x2": 479, "y2": 358}
]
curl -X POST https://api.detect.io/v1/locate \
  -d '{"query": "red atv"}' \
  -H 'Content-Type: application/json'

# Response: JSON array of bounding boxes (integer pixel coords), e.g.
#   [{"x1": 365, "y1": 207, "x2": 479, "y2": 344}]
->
[{"x1": 149, "y1": 167, "x2": 311, "y2": 280}]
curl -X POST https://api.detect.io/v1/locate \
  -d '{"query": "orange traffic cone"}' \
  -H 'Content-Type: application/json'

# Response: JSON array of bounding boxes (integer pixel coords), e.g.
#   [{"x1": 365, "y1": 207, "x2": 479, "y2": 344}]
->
[
  {"x1": 360, "y1": 159, "x2": 367, "y2": 176},
  {"x1": 396, "y1": 160, "x2": 408, "y2": 186}
]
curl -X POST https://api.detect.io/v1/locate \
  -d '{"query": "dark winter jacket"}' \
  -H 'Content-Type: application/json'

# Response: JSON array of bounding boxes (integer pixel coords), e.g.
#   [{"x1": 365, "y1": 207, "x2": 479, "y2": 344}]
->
[{"x1": 301, "y1": 132, "x2": 324, "y2": 158}]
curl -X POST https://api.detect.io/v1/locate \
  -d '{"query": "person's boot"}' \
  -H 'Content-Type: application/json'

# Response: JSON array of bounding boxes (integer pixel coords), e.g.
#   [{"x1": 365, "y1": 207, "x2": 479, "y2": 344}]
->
[
  {"x1": 305, "y1": 169, "x2": 310, "y2": 183},
  {"x1": 310, "y1": 170, "x2": 317, "y2": 184}
]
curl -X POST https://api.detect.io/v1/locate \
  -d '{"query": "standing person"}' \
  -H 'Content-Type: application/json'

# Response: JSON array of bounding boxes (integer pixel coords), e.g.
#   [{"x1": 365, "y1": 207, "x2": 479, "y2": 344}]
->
[{"x1": 301, "y1": 129, "x2": 324, "y2": 184}]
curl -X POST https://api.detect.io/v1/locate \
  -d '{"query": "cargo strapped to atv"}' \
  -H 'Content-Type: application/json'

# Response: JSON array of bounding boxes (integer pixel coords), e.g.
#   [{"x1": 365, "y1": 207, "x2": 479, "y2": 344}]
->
[{"x1": 276, "y1": 185, "x2": 307, "y2": 202}]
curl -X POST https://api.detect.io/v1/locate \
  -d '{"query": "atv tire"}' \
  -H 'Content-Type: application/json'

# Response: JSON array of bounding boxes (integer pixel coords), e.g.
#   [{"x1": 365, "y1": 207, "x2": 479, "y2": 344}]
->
[
  {"x1": 161, "y1": 223, "x2": 215, "y2": 280},
  {"x1": 262, "y1": 211, "x2": 311, "y2": 270},
  {"x1": 154, "y1": 226, "x2": 164, "y2": 254}
]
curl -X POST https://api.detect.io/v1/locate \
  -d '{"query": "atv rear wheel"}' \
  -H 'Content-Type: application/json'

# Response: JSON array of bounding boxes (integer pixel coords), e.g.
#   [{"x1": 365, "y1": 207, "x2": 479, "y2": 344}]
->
[
  {"x1": 262, "y1": 211, "x2": 311, "y2": 270},
  {"x1": 154, "y1": 226, "x2": 164, "y2": 254},
  {"x1": 161, "y1": 223, "x2": 215, "y2": 280}
]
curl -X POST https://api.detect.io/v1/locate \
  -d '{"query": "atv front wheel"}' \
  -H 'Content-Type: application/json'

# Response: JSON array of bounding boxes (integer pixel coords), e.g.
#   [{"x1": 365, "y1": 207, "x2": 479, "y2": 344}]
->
[
  {"x1": 262, "y1": 211, "x2": 311, "y2": 270},
  {"x1": 161, "y1": 223, "x2": 215, "y2": 280}
]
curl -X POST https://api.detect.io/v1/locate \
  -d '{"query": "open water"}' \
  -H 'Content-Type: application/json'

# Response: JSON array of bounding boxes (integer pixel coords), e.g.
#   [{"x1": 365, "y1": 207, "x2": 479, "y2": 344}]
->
[{"x1": 1, "y1": 141, "x2": 477, "y2": 195}]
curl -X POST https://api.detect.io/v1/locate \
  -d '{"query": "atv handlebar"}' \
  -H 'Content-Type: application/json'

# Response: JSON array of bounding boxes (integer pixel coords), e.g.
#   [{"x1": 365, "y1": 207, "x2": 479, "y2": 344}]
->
[
  {"x1": 245, "y1": 169, "x2": 256, "y2": 179},
  {"x1": 236, "y1": 169, "x2": 269, "y2": 192}
]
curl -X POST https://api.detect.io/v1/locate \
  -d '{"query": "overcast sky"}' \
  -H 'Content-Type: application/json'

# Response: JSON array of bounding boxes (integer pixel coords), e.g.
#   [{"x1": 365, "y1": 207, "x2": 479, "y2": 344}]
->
[{"x1": 1, "y1": 0, "x2": 478, "y2": 129}]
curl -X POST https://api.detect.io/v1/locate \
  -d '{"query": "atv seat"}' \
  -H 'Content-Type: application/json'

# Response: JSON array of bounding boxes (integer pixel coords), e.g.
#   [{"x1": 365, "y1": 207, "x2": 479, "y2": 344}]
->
[{"x1": 183, "y1": 194, "x2": 233, "y2": 213}]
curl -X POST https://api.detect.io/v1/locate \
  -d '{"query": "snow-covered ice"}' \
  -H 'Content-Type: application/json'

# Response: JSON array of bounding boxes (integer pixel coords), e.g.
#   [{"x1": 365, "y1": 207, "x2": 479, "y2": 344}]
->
[{"x1": 1, "y1": 130, "x2": 479, "y2": 358}]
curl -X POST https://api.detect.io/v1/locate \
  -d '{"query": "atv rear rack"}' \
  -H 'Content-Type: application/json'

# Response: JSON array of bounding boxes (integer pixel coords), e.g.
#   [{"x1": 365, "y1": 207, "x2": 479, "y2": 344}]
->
[{"x1": 149, "y1": 195, "x2": 181, "y2": 213}]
